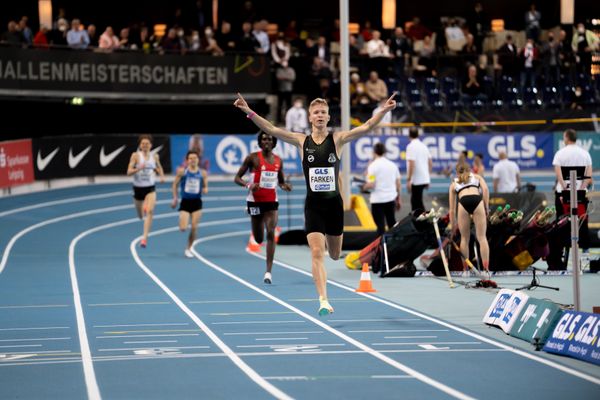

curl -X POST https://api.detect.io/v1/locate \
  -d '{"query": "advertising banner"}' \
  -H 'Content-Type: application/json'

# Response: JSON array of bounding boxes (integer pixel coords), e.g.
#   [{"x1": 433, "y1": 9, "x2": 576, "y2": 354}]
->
[
  {"x1": 543, "y1": 310, "x2": 600, "y2": 366},
  {"x1": 33, "y1": 135, "x2": 171, "y2": 180},
  {"x1": 482, "y1": 288, "x2": 529, "y2": 333},
  {"x1": 171, "y1": 132, "x2": 554, "y2": 176},
  {"x1": 0, "y1": 139, "x2": 34, "y2": 188},
  {"x1": 509, "y1": 298, "x2": 563, "y2": 347},
  {"x1": 0, "y1": 48, "x2": 270, "y2": 98},
  {"x1": 350, "y1": 132, "x2": 554, "y2": 173},
  {"x1": 170, "y1": 134, "x2": 302, "y2": 175}
]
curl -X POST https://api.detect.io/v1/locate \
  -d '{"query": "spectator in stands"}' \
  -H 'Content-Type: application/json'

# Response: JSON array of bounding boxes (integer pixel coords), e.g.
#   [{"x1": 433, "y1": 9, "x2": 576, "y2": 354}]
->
[
  {"x1": 360, "y1": 20, "x2": 373, "y2": 42},
  {"x1": 461, "y1": 34, "x2": 478, "y2": 68},
  {"x1": 493, "y1": 151, "x2": 520, "y2": 192},
  {"x1": 18, "y1": 17, "x2": 33, "y2": 45},
  {"x1": 467, "y1": 2, "x2": 489, "y2": 55},
  {"x1": 558, "y1": 29, "x2": 574, "y2": 81},
  {"x1": 570, "y1": 86, "x2": 585, "y2": 110},
  {"x1": 286, "y1": 98, "x2": 309, "y2": 134},
  {"x1": 445, "y1": 19, "x2": 466, "y2": 53},
  {"x1": 130, "y1": 26, "x2": 152, "y2": 53},
  {"x1": 365, "y1": 71, "x2": 388, "y2": 104},
  {"x1": 520, "y1": 38, "x2": 538, "y2": 88},
  {"x1": 87, "y1": 24, "x2": 98, "y2": 47},
  {"x1": 540, "y1": 31, "x2": 560, "y2": 85},
  {"x1": 271, "y1": 32, "x2": 291, "y2": 67},
  {"x1": 1, "y1": 21, "x2": 26, "y2": 47},
  {"x1": 238, "y1": 21, "x2": 260, "y2": 53},
  {"x1": 195, "y1": 0, "x2": 208, "y2": 29},
  {"x1": 33, "y1": 25, "x2": 49, "y2": 49},
  {"x1": 497, "y1": 35, "x2": 519, "y2": 79},
  {"x1": 53, "y1": 8, "x2": 67, "y2": 30},
  {"x1": 99, "y1": 26, "x2": 120, "y2": 51},
  {"x1": 417, "y1": 35, "x2": 436, "y2": 76},
  {"x1": 239, "y1": 0, "x2": 257, "y2": 25},
  {"x1": 253, "y1": 20, "x2": 270, "y2": 54},
  {"x1": 407, "y1": 17, "x2": 431, "y2": 42},
  {"x1": 276, "y1": 61, "x2": 296, "y2": 123},
  {"x1": 350, "y1": 72, "x2": 370, "y2": 106},
  {"x1": 66, "y1": 19, "x2": 90, "y2": 50},
  {"x1": 462, "y1": 64, "x2": 486, "y2": 102},
  {"x1": 525, "y1": 3, "x2": 541, "y2": 42},
  {"x1": 389, "y1": 27, "x2": 411, "y2": 83},
  {"x1": 349, "y1": 34, "x2": 362, "y2": 58},
  {"x1": 363, "y1": 142, "x2": 401, "y2": 235},
  {"x1": 216, "y1": 21, "x2": 236, "y2": 52},
  {"x1": 189, "y1": 30, "x2": 202, "y2": 52},
  {"x1": 203, "y1": 26, "x2": 224, "y2": 56},
  {"x1": 119, "y1": 27, "x2": 131, "y2": 50},
  {"x1": 572, "y1": 22, "x2": 599, "y2": 76},
  {"x1": 366, "y1": 30, "x2": 391, "y2": 79},
  {"x1": 308, "y1": 36, "x2": 331, "y2": 65}
]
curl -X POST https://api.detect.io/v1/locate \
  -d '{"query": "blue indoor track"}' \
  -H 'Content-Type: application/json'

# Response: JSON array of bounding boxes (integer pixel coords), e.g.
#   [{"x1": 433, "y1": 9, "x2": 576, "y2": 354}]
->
[{"x1": 1, "y1": 181, "x2": 599, "y2": 400}]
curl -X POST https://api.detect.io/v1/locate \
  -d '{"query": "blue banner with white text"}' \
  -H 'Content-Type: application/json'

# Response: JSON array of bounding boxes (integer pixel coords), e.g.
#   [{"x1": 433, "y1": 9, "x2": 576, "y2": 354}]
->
[
  {"x1": 543, "y1": 310, "x2": 600, "y2": 365},
  {"x1": 170, "y1": 132, "x2": 554, "y2": 175}
]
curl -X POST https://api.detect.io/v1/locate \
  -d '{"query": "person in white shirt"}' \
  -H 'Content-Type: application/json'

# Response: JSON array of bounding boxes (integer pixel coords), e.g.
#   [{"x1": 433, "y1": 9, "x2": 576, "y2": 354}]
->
[
  {"x1": 405, "y1": 127, "x2": 432, "y2": 214},
  {"x1": 363, "y1": 142, "x2": 401, "y2": 235},
  {"x1": 552, "y1": 128, "x2": 593, "y2": 251},
  {"x1": 492, "y1": 151, "x2": 521, "y2": 192},
  {"x1": 285, "y1": 99, "x2": 309, "y2": 133}
]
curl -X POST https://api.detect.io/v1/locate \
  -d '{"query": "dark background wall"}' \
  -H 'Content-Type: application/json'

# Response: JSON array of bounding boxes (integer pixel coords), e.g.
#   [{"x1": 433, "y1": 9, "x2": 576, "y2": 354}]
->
[{"x1": 3, "y1": 0, "x2": 598, "y2": 33}]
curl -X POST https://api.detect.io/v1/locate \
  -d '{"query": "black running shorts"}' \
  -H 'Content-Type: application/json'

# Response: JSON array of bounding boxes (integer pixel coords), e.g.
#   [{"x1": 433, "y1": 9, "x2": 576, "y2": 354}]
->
[
  {"x1": 247, "y1": 201, "x2": 279, "y2": 216},
  {"x1": 133, "y1": 185, "x2": 156, "y2": 201},
  {"x1": 304, "y1": 195, "x2": 344, "y2": 236},
  {"x1": 179, "y1": 198, "x2": 203, "y2": 213}
]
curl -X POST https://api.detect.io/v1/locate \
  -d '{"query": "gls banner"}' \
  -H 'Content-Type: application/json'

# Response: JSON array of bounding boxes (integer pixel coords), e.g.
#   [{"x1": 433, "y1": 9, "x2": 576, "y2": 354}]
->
[
  {"x1": 351, "y1": 133, "x2": 554, "y2": 173},
  {"x1": 33, "y1": 135, "x2": 171, "y2": 179},
  {"x1": 543, "y1": 310, "x2": 600, "y2": 366},
  {"x1": 170, "y1": 134, "x2": 302, "y2": 175}
]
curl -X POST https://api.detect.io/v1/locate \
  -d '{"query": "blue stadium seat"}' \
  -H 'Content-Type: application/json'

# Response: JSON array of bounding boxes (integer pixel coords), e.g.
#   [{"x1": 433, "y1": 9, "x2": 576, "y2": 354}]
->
[
  {"x1": 561, "y1": 85, "x2": 575, "y2": 104},
  {"x1": 543, "y1": 86, "x2": 561, "y2": 109},
  {"x1": 409, "y1": 89, "x2": 424, "y2": 111},
  {"x1": 442, "y1": 76, "x2": 457, "y2": 96},
  {"x1": 426, "y1": 88, "x2": 444, "y2": 110},
  {"x1": 523, "y1": 87, "x2": 542, "y2": 109},
  {"x1": 424, "y1": 77, "x2": 439, "y2": 92}
]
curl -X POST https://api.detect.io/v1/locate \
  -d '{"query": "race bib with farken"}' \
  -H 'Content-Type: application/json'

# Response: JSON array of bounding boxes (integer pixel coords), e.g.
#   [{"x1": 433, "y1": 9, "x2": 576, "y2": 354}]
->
[{"x1": 309, "y1": 167, "x2": 336, "y2": 192}]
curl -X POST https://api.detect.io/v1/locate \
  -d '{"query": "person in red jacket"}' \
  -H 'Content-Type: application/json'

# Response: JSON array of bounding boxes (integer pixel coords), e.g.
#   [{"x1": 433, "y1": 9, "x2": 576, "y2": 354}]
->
[{"x1": 235, "y1": 132, "x2": 292, "y2": 284}]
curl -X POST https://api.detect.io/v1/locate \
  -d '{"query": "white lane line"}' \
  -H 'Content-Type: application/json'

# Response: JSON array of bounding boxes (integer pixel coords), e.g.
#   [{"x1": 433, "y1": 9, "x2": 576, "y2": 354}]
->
[
  {"x1": 98, "y1": 346, "x2": 209, "y2": 352},
  {"x1": 123, "y1": 341, "x2": 178, "y2": 344},
  {"x1": 93, "y1": 323, "x2": 190, "y2": 328},
  {"x1": 236, "y1": 344, "x2": 346, "y2": 349},
  {"x1": 0, "y1": 203, "x2": 261, "y2": 274},
  {"x1": 88, "y1": 302, "x2": 171, "y2": 307},
  {"x1": 0, "y1": 348, "x2": 509, "y2": 368},
  {"x1": 372, "y1": 375, "x2": 415, "y2": 379},
  {"x1": 349, "y1": 329, "x2": 449, "y2": 333},
  {"x1": 383, "y1": 336, "x2": 438, "y2": 339},
  {"x1": 0, "y1": 337, "x2": 71, "y2": 342},
  {"x1": 372, "y1": 342, "x2": 482, "y2": 346},
  {"x1": 0, "y1": 326, "x2": 70, "y2": 331},
  {"x1": 96, "y1": 334, "x2": 199, "y2": 339},
  {"x1": 255, "y1": 338, "x2": 308, "y2": 341},
  {"x1": 210, "y1": 312, "x2": 295, "y2": 316},
  {"x1": 224, "y1": 331, "x2": 323, "y2": 336},
  {"x1": 251, "y1": 253, "x2": 600, "y2": 386},
  {"x1": 192, "y1": 233, "x2": 475, "y2": 400},
  {"x1": 130, "y1": 231, "x2": 293, "y2": 400},
  {"x1": 327, "y1": 319, "x2": 421, "y2": 322},
  {"x1": 0, "y1": 304, "x2": 70, "y2": 309},
  {"x1": 0, "y1": 350, "x2": 72, "y2": 355},
  {"x1": 212, "y1": 320, "x2": 305, "y2": 325},
  {"x1": 189, "y1": 300, "x2": 269, "y2": 304},
  {"x1": 0, "y1": 190, "x2": 131, "y2": 218},
  {"x1": 0, "y1": 344, "x2": 42, "y2": 348}
]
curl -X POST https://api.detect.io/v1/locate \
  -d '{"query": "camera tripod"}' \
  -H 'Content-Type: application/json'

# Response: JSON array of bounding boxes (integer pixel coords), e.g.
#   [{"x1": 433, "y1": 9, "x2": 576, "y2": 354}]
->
[{"x1": 516, "y1": 267, "x2": 559, "y2": 291}]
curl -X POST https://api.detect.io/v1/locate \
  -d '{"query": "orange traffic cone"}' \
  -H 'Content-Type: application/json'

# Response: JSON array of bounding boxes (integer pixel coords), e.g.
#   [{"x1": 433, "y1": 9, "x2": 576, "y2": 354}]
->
[
  {"x1": 246, "y1": 233, "x2": 262, "y2": 252},
  {"x1": 355, "y1": 263, "x2": 377, "y2": 292}
]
